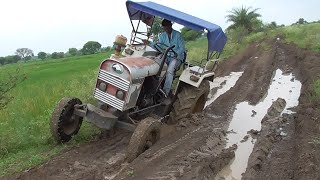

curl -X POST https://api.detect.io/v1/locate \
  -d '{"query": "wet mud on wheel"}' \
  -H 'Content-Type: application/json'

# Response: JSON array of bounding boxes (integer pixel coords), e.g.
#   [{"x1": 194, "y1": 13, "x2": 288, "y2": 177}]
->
[
  {"x1": 50, "y1": 98, "x2": 83, "y2": 143},
  {"x1": 126, "y1": 117, "x2": 161, "y2": 162}
]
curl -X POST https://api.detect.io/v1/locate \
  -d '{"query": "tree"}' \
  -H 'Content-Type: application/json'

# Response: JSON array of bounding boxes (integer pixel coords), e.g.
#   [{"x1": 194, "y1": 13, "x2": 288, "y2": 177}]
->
[
  {"x1": 151, "y1": 17, "x2": 163, "y2": 41},
  {"x1": 68, "y1": 48, "x2": 78, "y2": 56},
  {"x1": 180, "y1": 27, "x2": 202, "y2": 41},
  {"x1": 82, "y1": 41, "x2": 102, "y2": 55},
  {"x1": 265, "y1": 21, "x2": 278, "y2": 29},
  {"x1": 101, "y1": 46, "x2": 111, "y2": 52},
  {"x1": 38, "y1": 52, "x2": 47, "y2": 60},
  {"x1": 51, "y1": 52, "x2": 64, "y2": 59},
  {"x1": 58, "y1": 52, "x2": 64, "y2": 58},
  {"x1": 4, "y1": 55, "x2": 20, "y2": 64},
  {"x1": 24, "y1": 56, "x2": 32, "y2": 61},
  {"x1": 15, "y1": 48, "x2": 33, "y2": 61},
  {"x1": 226, "y1": 6, "x2": 261, "y2": 33},
  {"x1": 296, "y1": 18, "x2": 307, "y2": 25},
  {"x1": 0, "y1": 57, "x2": 5, "y2": 65}
]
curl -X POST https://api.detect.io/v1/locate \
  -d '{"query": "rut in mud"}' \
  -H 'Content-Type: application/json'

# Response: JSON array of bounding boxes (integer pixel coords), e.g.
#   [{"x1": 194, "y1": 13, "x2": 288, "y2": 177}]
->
[{"x1": 4, "y1": 40, "x2": 320, "y2": 180}]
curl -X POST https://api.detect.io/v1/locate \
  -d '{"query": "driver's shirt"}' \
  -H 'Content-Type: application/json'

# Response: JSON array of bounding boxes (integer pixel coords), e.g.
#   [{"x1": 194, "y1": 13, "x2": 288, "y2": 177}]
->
[{"x1": 150, "y1": 29, "x2": 186, "y2": 64}]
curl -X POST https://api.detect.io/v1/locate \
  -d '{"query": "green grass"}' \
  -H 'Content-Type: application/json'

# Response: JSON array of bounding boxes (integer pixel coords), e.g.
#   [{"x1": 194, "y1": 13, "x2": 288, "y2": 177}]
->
[
  {"x1": 0, "y1": 53, "x2": 111, "y2": 177},
  {"x1": 281, "y1": 23, "x2": 320, "y2": 52}
]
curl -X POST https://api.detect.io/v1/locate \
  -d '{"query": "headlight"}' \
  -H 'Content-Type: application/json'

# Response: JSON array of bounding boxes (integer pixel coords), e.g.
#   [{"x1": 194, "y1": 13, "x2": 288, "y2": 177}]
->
[
  {"x1": 116, "y1": 90, "x2": 125, "y2": 100},
  {"x1": 99, "y1": 82, "x2": 107, "y2": 91}
]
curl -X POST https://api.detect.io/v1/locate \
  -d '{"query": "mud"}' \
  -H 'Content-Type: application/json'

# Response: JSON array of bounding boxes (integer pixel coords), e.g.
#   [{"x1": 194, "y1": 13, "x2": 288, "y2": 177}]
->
[
  {"x1": 216, "y1": 69, "x2": 301, "y2": 180},
  {"x1": 4, "y1": 40, "x2": 320, "y2": 180}
]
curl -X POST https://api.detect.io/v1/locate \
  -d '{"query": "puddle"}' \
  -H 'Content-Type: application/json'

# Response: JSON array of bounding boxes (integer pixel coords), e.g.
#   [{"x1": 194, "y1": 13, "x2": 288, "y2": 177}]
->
[
  {"x1": 216, "y1": 69, "x2": 302, "y2": 180},
  {"x1": 205, "y1": 72, "x2": 243, "y2": 107}
]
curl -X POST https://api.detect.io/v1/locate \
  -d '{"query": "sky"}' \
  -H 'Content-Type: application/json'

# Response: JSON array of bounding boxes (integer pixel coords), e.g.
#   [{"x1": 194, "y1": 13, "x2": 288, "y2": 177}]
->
[{"x1": 0, "y1": 0, "x2": 319, "y2": 57}]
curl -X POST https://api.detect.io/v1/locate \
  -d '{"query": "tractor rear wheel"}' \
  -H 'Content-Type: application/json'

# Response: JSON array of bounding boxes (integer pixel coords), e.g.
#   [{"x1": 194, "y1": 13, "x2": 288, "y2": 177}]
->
[
  {"x1": 126, "y1": 117, "x2": 161, "y2": 162},
  {"x1": 50, "y1": 98, "x2": 83, "y2": 143},
  {"x1": 168, "y1": 80, "x2": 210, "y2": 124}
]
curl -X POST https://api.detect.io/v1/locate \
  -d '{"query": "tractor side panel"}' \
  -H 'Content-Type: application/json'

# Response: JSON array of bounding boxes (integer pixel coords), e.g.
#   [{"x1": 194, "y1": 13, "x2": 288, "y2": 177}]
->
[{"x1": 125, "y1": 78, "x2": 145, "y2": 110}]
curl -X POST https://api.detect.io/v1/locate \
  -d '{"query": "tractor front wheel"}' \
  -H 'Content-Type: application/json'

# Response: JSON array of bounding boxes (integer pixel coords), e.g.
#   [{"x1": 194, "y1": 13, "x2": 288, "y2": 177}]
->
[
  {"x1": 50, "y1": 98, "x2": 83, "y2": 143},
  {"x1": 126, "y1": 117, "x2": 161, "y2": 162}
]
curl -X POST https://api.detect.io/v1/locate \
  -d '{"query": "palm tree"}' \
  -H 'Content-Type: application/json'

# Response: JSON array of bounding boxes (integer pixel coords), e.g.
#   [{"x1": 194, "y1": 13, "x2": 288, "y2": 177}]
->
[{"x1": 226, "y1": 6, "x2": 261, "y2": 33}]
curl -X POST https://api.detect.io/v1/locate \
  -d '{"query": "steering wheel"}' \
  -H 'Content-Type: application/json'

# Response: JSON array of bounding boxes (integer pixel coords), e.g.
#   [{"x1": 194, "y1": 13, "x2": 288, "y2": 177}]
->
[{"x1": 154, "y1": 42, "x2": 177, "y2": 58}]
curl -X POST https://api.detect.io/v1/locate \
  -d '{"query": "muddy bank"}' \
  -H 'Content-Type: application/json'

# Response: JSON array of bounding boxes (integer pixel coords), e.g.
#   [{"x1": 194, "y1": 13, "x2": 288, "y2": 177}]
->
[
  {"x1": 240, "y1": 41, "x2": 320, "y2": 180},
  {"x1": 242, "y1": 98, "x2": 287, "y2": 179}
]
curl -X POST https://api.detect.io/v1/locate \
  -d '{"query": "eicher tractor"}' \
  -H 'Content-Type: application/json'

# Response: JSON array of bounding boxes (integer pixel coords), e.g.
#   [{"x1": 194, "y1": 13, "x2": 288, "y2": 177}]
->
[{"x1": 50, "y1": 0, "x2": 227, "y2": 162}]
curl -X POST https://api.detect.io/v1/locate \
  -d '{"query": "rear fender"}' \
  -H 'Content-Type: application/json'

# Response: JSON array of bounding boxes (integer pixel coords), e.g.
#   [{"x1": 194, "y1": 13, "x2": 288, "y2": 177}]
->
[{"x1": 177, "y1": 67, "x2": 214, "y2": 88}]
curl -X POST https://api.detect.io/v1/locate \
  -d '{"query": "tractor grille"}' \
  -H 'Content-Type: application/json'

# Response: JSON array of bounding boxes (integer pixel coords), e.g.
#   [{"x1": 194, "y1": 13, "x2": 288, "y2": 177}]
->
[
  {"x1": 94, "y1": 89, "x2": 125, "y2": 111},
  {"x1": 94, "y1": 69, "x2": 130, "y2": 111},
  {"x1": 98, "y1": 70, "x2": 130, "y2": 91}
]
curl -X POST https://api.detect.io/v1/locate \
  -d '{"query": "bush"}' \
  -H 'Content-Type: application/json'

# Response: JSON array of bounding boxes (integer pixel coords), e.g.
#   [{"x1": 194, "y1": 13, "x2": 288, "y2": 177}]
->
[
  {"x1": 181, "y1": 27, "x2": 202, "y2": 42},
  {"x1": 51, "y1": 52, "x2": 64, "y2": 59},
  {"x1": 82, "y1": 41, "x2": 102, "y2": 55}
]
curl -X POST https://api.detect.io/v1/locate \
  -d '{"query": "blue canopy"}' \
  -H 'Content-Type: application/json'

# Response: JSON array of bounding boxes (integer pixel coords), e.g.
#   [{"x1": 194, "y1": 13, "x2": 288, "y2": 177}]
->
[{"x1": 126, "y1": 0, "x2": 227, "y2": 53}]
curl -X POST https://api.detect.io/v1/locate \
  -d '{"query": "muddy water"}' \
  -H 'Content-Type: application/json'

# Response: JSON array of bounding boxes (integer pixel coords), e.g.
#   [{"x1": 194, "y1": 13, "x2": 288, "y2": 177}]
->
[
  {"x1": 205, "y1": 72, "x2": 243, "y2": 107},
  {"x1": 215, "y1": 69, "x2": 302, "y2": 180}
]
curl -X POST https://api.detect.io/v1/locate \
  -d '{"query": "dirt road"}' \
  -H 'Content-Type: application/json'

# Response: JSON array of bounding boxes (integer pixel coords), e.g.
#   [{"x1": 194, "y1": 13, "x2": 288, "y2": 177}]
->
[{"x1": 5, "y1": 40, "x2": 320, "y2": 180}]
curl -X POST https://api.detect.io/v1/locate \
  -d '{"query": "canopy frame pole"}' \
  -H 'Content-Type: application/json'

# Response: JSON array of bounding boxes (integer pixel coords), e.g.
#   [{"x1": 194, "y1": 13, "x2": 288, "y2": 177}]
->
[
  {"x1": 131, "y1": 12, "x2": 143, "y2": 44},
  {"x1": 129, "y1": 11, "x2": 139, "y2": 45},
  {"x1": 128, "y1": 11, "x2": 143, "y2": 44},
  {"x1": 146, "y1": 16, "x2": 155, "y2": 41}
]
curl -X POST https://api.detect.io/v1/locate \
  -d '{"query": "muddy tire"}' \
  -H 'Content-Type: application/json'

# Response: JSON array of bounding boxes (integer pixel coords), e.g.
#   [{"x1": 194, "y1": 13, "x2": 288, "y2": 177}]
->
[
  {"x1": 50, "y1": 98, "x2": 83, "y2": 143},
  {"x1": 126, "y1": 117, "x2": 161, "y2": 162},
  {"x1": 168, "y1": 80, "x2": 210, "y2": 124}
]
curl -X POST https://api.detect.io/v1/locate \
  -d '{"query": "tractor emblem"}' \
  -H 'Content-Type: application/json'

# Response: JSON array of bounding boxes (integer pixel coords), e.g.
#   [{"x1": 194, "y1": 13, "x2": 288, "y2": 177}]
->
[{"x1": 112, "y1": 63, "x2": 124, "y2": 74}]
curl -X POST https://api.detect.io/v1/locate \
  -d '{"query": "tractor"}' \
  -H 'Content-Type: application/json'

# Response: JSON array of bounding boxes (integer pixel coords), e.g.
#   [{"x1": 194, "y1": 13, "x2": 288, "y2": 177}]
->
[{"x1": 50, "y1": 0, "x2": 227, "y2": 162}]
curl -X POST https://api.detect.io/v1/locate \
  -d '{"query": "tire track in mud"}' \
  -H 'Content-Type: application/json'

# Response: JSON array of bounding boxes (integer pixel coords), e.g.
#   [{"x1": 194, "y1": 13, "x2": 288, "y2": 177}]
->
[
  {"x1": 143, "y1": 126, "x2": 203, "y2": 162},
  {"x1": 114, "y1": 117, "x2": 231, "y2": 180}
]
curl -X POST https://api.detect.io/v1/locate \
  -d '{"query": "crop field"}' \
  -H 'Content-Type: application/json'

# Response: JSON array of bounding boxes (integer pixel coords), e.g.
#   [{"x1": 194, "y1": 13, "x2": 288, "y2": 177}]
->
[{"x1": 0, "y1": 53, "x2": 111, "y2": 176}]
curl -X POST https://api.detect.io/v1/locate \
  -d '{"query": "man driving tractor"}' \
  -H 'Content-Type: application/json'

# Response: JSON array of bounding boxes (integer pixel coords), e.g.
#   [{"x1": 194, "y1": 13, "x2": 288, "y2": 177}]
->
[{"x1": 143, "y1": 19, "x2": 186, "y2": 97}]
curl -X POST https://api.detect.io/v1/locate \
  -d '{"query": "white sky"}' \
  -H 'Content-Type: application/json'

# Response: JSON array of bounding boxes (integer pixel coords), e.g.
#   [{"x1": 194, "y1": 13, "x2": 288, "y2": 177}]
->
[{"x1": 0, "y1": 0, "x2": 319, "y2": 56}]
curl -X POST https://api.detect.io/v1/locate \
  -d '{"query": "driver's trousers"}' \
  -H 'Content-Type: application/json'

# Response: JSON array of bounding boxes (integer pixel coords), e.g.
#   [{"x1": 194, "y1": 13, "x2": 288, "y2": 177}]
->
[{"x1": 163, "y1": 58, "x2": 181, "y2": 96}]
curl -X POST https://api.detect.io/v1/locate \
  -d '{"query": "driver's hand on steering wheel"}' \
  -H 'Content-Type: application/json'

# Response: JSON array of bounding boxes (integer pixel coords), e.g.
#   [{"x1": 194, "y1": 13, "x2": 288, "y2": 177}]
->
[{"x1": 142, "y1": 39, "x2": 150, "y2": 46}]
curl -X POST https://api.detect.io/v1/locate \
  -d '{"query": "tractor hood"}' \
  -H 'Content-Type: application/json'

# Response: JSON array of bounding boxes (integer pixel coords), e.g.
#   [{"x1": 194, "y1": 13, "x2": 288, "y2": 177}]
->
[{"x1": 100, "y1": 57, "x2": 160, "y2": 81}]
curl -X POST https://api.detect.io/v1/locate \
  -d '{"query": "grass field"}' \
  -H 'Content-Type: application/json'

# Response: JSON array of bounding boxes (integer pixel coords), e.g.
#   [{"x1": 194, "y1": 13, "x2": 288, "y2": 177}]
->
[{"x1": 0, "y1": 53, "x2": 111, "y2": 176}]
